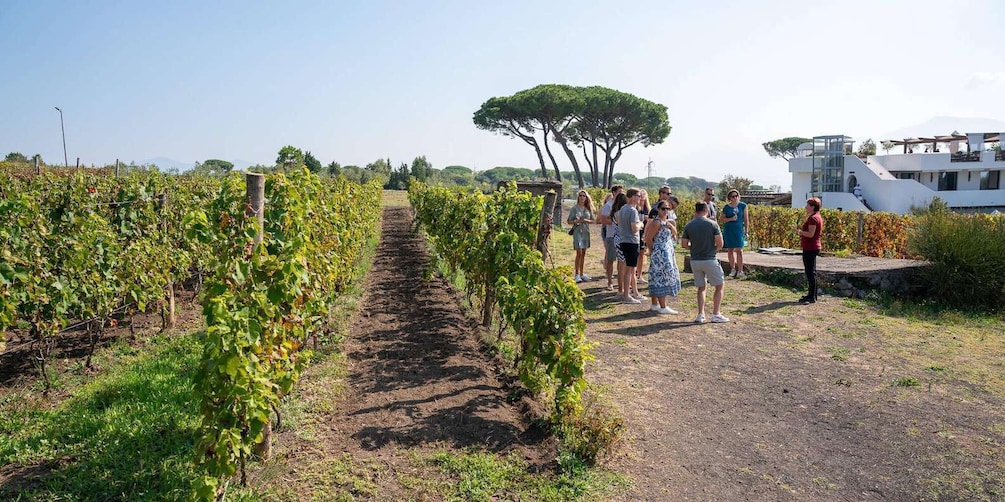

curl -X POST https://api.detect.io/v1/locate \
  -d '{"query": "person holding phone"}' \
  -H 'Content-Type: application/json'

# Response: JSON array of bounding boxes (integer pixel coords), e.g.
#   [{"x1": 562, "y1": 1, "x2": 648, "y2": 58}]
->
[
  {"x1": 643, "y1": 195, "x2": 681, "y2": 314},
  {"x1": 720, "y1": 189, "x2": 749, "y2": 279},
  {"x1": 567, "y1": 190, "x2": 595, "y2": 282},
  {"x1": 795, "y1": 197, "x2": 823, "y2": 304}
]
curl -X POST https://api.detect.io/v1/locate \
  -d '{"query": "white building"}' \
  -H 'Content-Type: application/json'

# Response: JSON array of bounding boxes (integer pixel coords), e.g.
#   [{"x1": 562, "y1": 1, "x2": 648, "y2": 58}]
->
[{"x1": 789, "y1": 134, "x2": 1004, "y2": 214}]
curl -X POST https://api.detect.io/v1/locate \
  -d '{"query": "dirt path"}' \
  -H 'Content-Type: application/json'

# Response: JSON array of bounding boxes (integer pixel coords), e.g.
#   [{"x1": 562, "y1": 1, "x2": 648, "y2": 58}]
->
[
  {"x1": 282, "y1": 206, "x2": 551, "y2": 495},
  {"x1": 340, "y1": 206, "x2": 546, "y2": 454},
  {"x1": 572, "y1": 226, "x2": 1005, "y2": 500}
]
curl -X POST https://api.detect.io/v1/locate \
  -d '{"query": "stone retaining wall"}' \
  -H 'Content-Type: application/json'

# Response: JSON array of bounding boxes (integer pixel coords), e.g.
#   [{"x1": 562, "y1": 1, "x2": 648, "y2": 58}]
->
[{"x1": 682, "y1": 255, "x2": 930, "y2": 299}]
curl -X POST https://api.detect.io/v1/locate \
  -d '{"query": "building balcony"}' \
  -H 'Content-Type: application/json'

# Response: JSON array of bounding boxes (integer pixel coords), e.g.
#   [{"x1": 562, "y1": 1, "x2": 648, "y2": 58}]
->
[{"x1": 950, "y1": 151, "x2": 982, "y2": 162}]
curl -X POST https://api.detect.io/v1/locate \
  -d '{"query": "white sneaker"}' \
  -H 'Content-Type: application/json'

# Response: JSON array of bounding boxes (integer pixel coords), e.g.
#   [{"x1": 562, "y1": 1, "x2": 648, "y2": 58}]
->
[
  {"x1": 710, "y1": 313, "x2": 730, "y2": 323},
  {"x1": 736, "y1": 272, "x2": 746, "y2": 279},
  {"x1": 650, "y1": 304, "x2": 660, "y2": 312},
  {"x1": 659, "y1": 307, "x2": 678, "y2": 315},
  {"x1": 574, "y1": 275, "x2": 582, "y2": 283},
  {"x1": 581, "y1": 274, "x2": 592, "y2": 281},
  {"x1": 694, "y1": 313, "x2": 705, "y2": 323},
  {"x1": 622, "y1": 296, "x2": 642, "y2": 304},
  {"x1": 637, "y1": 277, "x2": 648, "y2": 284}
]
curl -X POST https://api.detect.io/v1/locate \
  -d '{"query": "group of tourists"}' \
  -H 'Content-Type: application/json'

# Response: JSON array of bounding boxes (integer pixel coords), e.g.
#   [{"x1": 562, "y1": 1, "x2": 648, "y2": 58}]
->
[{"x1": 567, "y1": 185, "x2": 824, "y2": 322}]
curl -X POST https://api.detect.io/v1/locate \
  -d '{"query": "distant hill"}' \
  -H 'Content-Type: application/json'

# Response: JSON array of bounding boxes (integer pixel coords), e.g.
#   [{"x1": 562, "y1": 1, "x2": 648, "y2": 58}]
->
[
  {"x1": 138, "y1": 157, "x2": 194, "y2": 172},
  {"x1": 876, "y1": 116, "x2": 1005, "y2": 141},
  {"x1": 135, "y1": 157, "x2": 268, "y2": 172}
]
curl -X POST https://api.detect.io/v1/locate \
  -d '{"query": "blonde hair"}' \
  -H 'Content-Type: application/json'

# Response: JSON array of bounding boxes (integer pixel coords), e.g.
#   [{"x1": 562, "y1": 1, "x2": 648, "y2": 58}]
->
[{"x1": 576, "y1": 190, "x2": 594, "y2": 212}]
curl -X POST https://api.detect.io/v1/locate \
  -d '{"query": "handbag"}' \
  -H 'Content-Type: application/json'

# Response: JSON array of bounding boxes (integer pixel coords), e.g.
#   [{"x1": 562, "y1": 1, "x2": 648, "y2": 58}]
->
[{"x1": 568, "y1": 225, "x2": 575, "y2": 235}]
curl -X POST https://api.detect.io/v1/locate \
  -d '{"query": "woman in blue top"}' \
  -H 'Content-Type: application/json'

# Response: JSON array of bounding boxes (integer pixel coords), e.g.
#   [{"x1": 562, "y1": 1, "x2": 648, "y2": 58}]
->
[{"x1": 719, "y1": 189, "x2": 750, "y2": 279}]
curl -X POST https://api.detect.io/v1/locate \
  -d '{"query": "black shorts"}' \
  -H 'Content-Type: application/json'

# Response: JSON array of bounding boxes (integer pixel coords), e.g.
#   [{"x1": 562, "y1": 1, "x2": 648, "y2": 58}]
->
[{"x1": 619, "y1": 242, "x2": 640, "y2": 267}]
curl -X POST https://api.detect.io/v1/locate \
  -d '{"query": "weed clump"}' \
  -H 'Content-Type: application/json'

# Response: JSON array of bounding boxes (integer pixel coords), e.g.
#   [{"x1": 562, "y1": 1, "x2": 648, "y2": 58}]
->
[
  {"x1": 555, "y1": 388, "x2": 625, "y2": 466},
  {"x1": 909, "y1": 208, "x2": 1005, "y2": 312}
]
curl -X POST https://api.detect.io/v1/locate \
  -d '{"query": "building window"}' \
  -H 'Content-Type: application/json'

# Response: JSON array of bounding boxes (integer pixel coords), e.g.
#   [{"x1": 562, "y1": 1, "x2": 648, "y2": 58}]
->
[
  {"x1": 980, "y1": 170, "x2": 1001, "y2": 190},
  {"x1": 895, "y1": 172, "x2": 918, "y2": 181},
  {"x1": 938, "y1": 172, "x2": 958, "y2": 191}
]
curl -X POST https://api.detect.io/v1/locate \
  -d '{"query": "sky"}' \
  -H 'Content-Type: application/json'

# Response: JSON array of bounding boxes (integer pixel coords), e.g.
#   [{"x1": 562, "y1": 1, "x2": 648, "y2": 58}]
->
[{"x1": 2, "y1": 0, "x2": 1004, "y2": 190}]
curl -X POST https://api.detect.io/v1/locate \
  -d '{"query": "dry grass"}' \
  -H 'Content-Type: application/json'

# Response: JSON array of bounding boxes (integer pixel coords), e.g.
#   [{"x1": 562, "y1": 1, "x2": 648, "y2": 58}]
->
[{"x1": 381, "y1": 189, "x2": 411, "y2": 207}]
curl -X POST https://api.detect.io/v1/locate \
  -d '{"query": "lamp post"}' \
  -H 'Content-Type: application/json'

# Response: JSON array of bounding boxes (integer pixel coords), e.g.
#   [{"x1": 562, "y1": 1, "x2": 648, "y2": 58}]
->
[{"x1": 54, "y1": 106, "x2": 68, "y2": 167}]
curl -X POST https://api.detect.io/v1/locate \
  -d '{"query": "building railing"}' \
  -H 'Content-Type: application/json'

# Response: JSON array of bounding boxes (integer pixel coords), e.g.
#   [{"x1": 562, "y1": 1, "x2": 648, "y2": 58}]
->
[
  {"x1": 997, "y1": 150, "x2": 1004, "y2": 162},
  {"x1": 950, "y1": 151, "x2": 982, "y2": 163}
]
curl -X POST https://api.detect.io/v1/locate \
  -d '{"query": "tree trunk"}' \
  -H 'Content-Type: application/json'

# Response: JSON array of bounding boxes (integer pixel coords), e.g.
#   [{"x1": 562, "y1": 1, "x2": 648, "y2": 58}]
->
[
  {"x1": 526, "y1": 139, "x2": 547, "y2": 178},
  {"x1": 553, "y1": 130, "x2": 585, "y2": 188},
  {"x1": 592, "y1": 140, "x2": 601, "y2": 187},
  {"x1": 162, "y1": 281, "x2": 176, "y2": 330},
  {"x1": 580, "y1": 148, "x2": 596, "y2": 187},
  {"x1": 85, "y1": 318, "x2": 105, "y2": 368},
  {"x1": 482, "y1": 286, "x2": 495, "y2": 328},
  {"x1": 541, "y1": 128, "x2": 562, "y2": 181}
]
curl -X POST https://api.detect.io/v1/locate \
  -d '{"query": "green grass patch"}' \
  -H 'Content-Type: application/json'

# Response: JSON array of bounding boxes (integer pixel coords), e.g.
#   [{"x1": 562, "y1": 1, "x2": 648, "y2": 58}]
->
[
  {"x1": 0, "y1": 332, "x2": 203, "y2": 500},
  {"x1": 894, "y1": 376, "x2": 920, "y2": 388},
  {"x1": 829, "y1": 346, "x2": 851, "y2": 361},
  {"x1": 429, "y1": 448, "x2": 628, "y2": 501}
]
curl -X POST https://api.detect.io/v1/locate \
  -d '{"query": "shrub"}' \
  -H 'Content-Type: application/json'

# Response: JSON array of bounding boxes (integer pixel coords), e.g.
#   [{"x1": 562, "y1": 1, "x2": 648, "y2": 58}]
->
[
  {"x1": 909, "y1": 211, "x2": 1005, "y2": 311},
  {"x1": 555, "y1": 388, "x2": 625, "y2": 465}
]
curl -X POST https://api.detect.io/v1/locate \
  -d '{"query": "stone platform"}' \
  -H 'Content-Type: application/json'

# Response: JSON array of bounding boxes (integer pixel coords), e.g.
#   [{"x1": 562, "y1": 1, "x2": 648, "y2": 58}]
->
[{"x1": 683, "y1": 251, "x2": 930, "y2": 298}]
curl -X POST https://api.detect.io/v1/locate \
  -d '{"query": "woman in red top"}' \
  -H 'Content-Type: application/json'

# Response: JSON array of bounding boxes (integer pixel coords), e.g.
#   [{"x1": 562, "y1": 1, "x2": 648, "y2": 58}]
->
[{"x1": 795, "y1": 197, "x2": 823, "y2": 304}]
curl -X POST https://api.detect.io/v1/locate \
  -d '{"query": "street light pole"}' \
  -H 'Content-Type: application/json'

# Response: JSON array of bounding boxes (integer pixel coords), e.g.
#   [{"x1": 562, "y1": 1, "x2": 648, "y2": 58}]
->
[{"x1": 54, "y1": 106, "x2": 68, "y2": 167}]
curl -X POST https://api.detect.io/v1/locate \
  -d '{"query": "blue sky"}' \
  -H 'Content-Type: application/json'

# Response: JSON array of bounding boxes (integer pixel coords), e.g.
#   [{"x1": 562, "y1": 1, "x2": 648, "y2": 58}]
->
[{"x1": 2, "y1": 0, "x2": 1003, "y2": 189}]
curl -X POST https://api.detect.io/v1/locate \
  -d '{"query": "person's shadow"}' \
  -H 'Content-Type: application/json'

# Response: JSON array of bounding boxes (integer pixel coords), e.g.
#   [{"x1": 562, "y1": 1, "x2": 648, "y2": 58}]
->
[{"x1": 741, "y1": 300, "x2": 801, "y2": 314}]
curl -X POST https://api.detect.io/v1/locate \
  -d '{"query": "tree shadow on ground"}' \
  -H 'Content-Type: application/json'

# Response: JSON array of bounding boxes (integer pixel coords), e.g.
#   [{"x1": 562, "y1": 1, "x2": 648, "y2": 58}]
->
[
  {"x1": 341, "y1": 207, "x2": 549, "y2": 459},
  {"x1": 0, "y1": 343, "x2": 198, "y2": 500}
]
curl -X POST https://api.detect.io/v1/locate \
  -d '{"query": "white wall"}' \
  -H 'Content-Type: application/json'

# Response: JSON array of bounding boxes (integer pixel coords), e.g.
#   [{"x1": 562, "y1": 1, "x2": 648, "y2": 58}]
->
[
  {"x1": 788, "y1": 157, "x2": 813, "y2": 173},
  {"x1": 791, "y1": 172, "x2": 812, "y2": 207},
  {"x1": 820, "y1": 192, "x2": 869, "y2": 211},
  {"x1": 936, "y1": 190, "x2": 1005, "y2": 208},
  {"x1": 873, "y1": 153, "x2": 953, "y2": 172}
]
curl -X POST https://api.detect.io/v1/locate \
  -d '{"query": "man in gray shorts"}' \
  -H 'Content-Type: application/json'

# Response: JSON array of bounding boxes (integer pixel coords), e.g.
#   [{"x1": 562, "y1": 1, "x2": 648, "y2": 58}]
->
[
  {"x1": 681, "y1": 202, "x2": 730, "y2": 323},
  {"x1": 598, "y1": 185, "x2": 623, "y2": 290}
]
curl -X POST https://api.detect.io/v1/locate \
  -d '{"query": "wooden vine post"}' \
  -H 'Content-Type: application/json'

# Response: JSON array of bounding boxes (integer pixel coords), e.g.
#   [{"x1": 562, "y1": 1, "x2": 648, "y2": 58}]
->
[
  {"x1": 535, "y1": 190, "x2": 557, "y2": 261},
  {"x1": 246, "y1": 172, "x2": 272, "y2": 461},
  {"x1": 159, "y1": 192, "x2": 176, "y2": 330}
]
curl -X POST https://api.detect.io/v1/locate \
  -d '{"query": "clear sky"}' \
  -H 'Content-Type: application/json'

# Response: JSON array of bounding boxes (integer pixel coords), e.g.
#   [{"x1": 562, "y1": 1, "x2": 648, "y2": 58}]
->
[{"x1": 2, "y1": 0, "x2": 1003, "y2": 189}]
